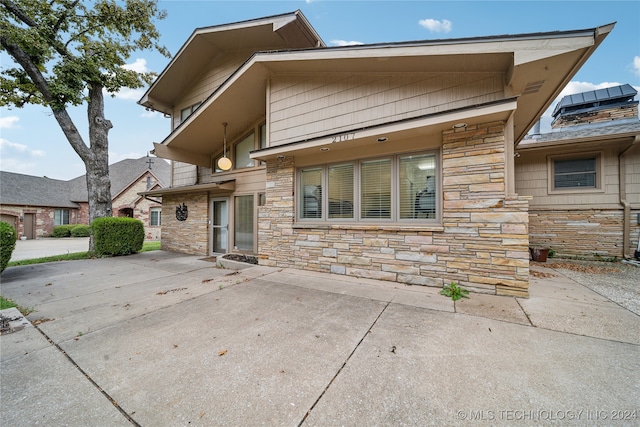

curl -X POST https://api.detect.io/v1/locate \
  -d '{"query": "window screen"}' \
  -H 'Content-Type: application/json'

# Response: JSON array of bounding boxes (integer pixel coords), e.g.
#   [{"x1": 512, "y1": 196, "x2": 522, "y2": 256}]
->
[
  {"x1": 554, "y1": 157, "x2": 596, "y2": 188},
  {"x1": 400, "y1": 154, "x2": 436, "y2": 219}
]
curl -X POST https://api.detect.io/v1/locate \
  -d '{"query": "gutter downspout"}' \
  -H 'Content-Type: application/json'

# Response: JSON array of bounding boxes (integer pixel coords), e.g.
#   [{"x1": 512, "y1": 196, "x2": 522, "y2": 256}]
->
[{"x1": 619, "y1": 135, "x2": 640, "y2": 259}]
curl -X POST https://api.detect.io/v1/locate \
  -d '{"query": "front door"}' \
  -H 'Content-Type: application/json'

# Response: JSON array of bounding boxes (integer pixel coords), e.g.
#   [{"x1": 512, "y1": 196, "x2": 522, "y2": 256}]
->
[
  {"x1": 23, "y1": 213, "x2": 35, "y2": 239},
  {"x1": 211, "y1": 198, "x2": 228, "y2": 254}
]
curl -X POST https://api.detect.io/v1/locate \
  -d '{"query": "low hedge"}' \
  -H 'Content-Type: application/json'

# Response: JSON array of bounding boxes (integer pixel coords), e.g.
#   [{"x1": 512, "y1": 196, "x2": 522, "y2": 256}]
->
[
  {"x1": 50, "y1": 225, "x2": 74, "y2": 238},
  {"x1": 91, "y1": 217, "x2": 144, "y2": 256},
  {"x1": 71, "y1": 224, "x2": 91, "y2": 237},
  {"x1": 0, "y1": 221, "x2": 17, "y2": 273}
]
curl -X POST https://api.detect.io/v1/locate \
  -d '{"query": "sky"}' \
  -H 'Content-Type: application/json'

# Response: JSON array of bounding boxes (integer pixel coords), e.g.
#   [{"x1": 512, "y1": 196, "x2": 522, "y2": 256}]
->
[{"x1": 1, "y1": 0, "x2": 639, "y2": 180}]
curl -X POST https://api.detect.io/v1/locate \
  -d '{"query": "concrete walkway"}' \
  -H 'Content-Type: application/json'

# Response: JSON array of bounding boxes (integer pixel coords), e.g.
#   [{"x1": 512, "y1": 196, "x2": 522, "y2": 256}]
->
[
  {"x1": 1, "y1": 251, "x2": 638, "y2": 426},
  {"x1": 9, "y1": 237, "x2": 90, "y2": 262}
]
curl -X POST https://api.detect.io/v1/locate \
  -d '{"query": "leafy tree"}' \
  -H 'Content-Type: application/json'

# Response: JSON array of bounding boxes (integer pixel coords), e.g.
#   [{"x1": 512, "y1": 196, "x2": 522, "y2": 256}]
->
[{"x1": 0, "y1": 0, "x2": 169, "y2": 250}]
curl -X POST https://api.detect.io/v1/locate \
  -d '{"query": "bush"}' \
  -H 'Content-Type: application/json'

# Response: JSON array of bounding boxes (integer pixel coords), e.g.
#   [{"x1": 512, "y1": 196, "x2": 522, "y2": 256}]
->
[
  {"x1": 91, "y1": 217, "x2": 144, "y2": 256},
  {"x1": 71, "y1": 224, "x2": 91, "y2": 237},
  {"x1": 0, "y1": 221, "x2": 17, "y2": 273},
  {"x1": 50, "y1": 225, "x2": 74, "y2": 238}
]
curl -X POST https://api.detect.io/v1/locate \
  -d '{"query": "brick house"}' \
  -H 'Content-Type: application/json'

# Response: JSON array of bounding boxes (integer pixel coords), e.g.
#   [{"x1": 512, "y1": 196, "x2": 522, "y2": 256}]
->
[
  {"x1": 0, "y1": 157, "x2": 170, "y2": 240},
  {"x1": 516, "y1": 84, "x2": 640, "y2": 260},
  {"x1": 139, "y1": 11, "x2": 614, "y2": 297}
]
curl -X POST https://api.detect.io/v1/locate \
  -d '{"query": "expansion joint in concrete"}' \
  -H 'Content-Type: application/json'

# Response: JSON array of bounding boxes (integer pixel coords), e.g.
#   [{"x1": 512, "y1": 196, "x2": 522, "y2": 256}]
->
[{"x1": 297, "y1": 301, "x2": 391, "y2": 426}]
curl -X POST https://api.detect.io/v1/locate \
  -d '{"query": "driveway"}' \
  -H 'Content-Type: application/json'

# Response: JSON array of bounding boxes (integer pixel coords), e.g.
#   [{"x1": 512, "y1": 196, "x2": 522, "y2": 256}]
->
[
  {"x1": 9, "y1": 237, "x2": 90, "y2": 262},
  {"x1": 1, "y1": 251, "x2": 638, "y2": 426}
]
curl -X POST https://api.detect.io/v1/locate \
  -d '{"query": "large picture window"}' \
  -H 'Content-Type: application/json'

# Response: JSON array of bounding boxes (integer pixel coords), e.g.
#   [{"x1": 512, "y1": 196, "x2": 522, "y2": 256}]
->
[{"x1": 298, "y1": 151, "x2": 438, "y2": 223}]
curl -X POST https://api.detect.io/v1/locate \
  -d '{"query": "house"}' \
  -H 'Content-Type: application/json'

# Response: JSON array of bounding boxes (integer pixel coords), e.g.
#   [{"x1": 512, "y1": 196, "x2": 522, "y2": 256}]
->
[
  {"x1": 139, "y1": 10, "x2": 614, "y2": 297},
  {"x1": 0, "y1": 157, "x2": 170, "y2": 240},
  {"x1": 516, "y1": 84, "x2": 640, "y2": 260}
]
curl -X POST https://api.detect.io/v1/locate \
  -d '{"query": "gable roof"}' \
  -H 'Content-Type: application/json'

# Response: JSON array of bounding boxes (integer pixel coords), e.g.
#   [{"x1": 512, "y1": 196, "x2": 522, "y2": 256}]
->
[
  {"x1": 0, "y1": 172, "x2": 78, "y2": 208},
  {"x1": 148, "y1": 17, "x2": 614, "y2": 166},
  {"x1": 0, "y1": 157, "x2": 171, "y2": 207},
  {"x1": 139, "y1": 10, "x2": 324, "y2": 113}
]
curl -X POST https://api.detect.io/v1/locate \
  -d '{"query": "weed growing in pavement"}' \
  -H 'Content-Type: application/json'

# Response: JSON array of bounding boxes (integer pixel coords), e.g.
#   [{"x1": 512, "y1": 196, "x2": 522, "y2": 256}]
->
[{"x1": 440, "y1": 282, "x2": 469, "y2": 301}]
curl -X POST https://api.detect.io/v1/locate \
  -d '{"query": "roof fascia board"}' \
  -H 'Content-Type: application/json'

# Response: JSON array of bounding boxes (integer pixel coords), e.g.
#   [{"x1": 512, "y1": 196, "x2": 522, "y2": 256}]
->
[
  {"x1": 139, "y1": 180, "x2": 236, "y2": 197},
  {"x1": 152, "y1": 143, "x2": 211, "y2": 167}
]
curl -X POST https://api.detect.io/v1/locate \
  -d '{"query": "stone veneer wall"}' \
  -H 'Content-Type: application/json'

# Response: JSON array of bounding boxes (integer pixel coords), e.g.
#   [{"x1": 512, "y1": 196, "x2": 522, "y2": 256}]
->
[
  {"x1": 160, "y1": 192, "x2": 209, "y2": 255},
  {"x1": 552, "y1": 104, "x2": 639, "y2": 129},
  {"x1": 258, "y1": 121, "x2": 530, "y2": 297},
  {"x1": 529, "y1": 208, "x2": 639, "y2": 260}
]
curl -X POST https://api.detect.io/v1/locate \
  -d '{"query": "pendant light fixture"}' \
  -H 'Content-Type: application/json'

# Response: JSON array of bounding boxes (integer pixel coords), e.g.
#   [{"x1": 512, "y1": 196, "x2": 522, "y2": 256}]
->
[{"x1": 217, "y1": 122, "x2": 232, "y2": 171}]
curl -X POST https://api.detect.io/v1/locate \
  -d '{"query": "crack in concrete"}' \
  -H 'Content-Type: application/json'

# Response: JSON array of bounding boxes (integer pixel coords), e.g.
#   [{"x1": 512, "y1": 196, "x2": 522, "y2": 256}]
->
[
  {"x1": 298, "y1": 301, "x2": 391, "y2": 426},
  {"x1": 32, "y1": 324, "x2": 141, "y2": 426}
]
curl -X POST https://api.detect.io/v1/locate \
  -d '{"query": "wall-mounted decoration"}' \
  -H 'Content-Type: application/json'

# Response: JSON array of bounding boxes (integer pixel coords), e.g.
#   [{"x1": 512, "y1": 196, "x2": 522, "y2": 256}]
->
[{"x1": 176, "y1": 203, "x2": 188, "y2": 221}]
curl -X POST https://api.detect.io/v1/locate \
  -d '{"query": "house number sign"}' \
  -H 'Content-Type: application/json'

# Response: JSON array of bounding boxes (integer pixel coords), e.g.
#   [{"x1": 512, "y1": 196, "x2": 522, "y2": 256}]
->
[
  {"x1": 332, "y1": 132, "x2": 356, "y2": 143},
  {"x1": 176, "y1": 203, "x2": 188, "y2": 221}
]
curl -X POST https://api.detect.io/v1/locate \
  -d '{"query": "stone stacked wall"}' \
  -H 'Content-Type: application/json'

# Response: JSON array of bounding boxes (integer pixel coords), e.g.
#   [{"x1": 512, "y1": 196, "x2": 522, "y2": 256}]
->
[
  {"x1": 529, "y1": 208, "x2": 639, "y2": 259},
  {"x1": 258, "y1": 121, "x2": 530, "y2": 297},
  {"x1": 160, "y1": 192, "x2": 209, "y2": 255},
  {"x1": 552, "y1": 104, "x2": 639, "y2": 129}
]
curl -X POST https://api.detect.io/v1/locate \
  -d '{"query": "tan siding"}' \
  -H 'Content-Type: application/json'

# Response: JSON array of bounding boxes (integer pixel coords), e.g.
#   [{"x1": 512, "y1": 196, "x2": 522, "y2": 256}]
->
[
  {"x1": 515, "y1": 146, "x2": 623, "y2": 208},
  {"x1": 172, "y1": 51, "x2": 252, "y2": 129},
  {"x1": 626, "y1": 149, "x2": 640, "y2": 205},
  {"x1": 269, "y1": 73, "x2": 505, "y2": 146},
  {"x1": 199, "y1": 166, "x2": 266, "y2": 193}
]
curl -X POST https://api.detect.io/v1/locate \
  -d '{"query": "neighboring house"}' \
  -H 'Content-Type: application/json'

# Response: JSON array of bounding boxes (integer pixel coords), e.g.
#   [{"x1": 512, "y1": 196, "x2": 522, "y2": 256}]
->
[
  {"x1": 139, "y1": 10, "x2": 614, "y2": 297},
  {"x1": 516, "y1": 84, "x2": 640, "y2": 260},
  {"x1": 0, "y1": 157, "x2": 170, "y2": 240}
]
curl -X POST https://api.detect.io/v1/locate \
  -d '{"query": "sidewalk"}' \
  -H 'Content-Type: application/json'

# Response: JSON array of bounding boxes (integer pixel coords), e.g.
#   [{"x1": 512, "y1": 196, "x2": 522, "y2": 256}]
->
[{"x1": 1, "y1": 251, "x2": 638, "y2": 426}]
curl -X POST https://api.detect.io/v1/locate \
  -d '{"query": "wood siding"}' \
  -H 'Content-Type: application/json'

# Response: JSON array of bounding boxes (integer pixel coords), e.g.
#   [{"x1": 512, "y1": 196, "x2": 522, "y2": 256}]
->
[
  {"x1": 269, "y1": 72, "x2": 505, "y2": 146},
  {"x1": 172, "y1": 51, "x2": 252, "y2": 129},
  {"x1": 514, "y1": 145, "x2": 631, "y2": 208}
]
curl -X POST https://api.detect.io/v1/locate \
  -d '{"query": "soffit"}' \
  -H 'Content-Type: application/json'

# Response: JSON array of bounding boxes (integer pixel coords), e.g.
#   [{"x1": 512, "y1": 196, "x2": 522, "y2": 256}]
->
[{"x1": 152, "y1": 23, "x2": 613, "y2": 166}]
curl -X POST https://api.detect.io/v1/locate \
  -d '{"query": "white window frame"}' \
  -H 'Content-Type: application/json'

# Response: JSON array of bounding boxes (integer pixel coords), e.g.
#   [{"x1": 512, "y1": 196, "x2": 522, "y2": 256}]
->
[
  {"x1": 54, "y1": 208, "x2": 70, "y2": 225},
  {"x1": 150, "y1": 207, "x2": 161, "y2": 226},
  {"x1": 297, "y1": 150, "x2": 439, "y2": 223}
]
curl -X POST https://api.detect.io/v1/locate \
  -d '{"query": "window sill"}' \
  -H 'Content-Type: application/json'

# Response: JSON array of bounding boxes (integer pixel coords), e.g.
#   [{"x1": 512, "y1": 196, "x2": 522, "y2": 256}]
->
[
  {"x1": 293, "y1": 223, "x2": 444, "y2": 232},
  {"x1": 548, "y1": 187, "x2": 604, "y2": 195}
]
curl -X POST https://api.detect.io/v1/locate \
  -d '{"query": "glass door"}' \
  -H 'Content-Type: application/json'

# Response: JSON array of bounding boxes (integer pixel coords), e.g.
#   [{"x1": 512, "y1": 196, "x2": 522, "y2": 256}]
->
[{"x1": 211, "y1": 198, "x2": 228, "y2": 254}]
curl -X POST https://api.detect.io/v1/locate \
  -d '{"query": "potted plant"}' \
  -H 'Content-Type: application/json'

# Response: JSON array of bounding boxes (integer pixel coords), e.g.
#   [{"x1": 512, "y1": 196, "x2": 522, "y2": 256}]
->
[{"x1": 530, "y1": 247, "x2": 550, "y2": 262}]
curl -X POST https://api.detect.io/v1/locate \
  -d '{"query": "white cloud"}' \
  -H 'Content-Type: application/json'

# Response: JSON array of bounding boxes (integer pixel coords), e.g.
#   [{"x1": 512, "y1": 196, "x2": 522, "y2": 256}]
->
[
  {"x1": 0, "y1": 138, "x2": 45, "y2": 157},
  {"x1": 0, "y1": 157, "x2": 38, "y2": 175},
  {"x1": 633, "y1": 56, "x2": 640, "y2": 76},
  {"x1": 141, "y1": 110, "x2": 159, "y2": 119},
  {"x1": 0, "y1": 115, "x2": 20, "y2": 129},
  {"x1": 330, "y1": 39, "x2": 364, "y2": 47},
  {"x1": 418, "y1": 18, "x2": 452, "y2": 33},
  {"x1": 122, "y1": 58, "x2": 150, "y2": 73},
  {"x1": 113, "y1": 87, "x2": 145, "y2": 101}
]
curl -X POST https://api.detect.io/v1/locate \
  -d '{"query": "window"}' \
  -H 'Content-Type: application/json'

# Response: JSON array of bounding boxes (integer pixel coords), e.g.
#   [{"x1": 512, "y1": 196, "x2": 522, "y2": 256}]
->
[
  {"x1": 180, "y1": 102, "x2": 201, "y2": 123},
  {"x1": 150, "y1": 207, "x2": 161, "y2": 226},
  {"x1": 550, "y1": 153, "x2": 601, "y2": 192},
  {"x1": 234, "y1": 133, "x2": 255, "y2": 169},
  {"x1": 554, "y1": 157, "x2": 596, "y2": 189},
  {"x1": 298, "y1": 151, "x2": 438, "y2": 222},
  {"x1": 234, "y1": 195, "x2": 254, "y2": 251},
  {"x1": 54, "y1": 209, "x2": 70, "y2": 225}
]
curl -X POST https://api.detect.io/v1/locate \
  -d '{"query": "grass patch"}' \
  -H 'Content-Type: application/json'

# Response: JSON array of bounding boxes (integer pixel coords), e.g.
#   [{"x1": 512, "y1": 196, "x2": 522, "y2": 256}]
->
[
  {"x1": 0, "y1": 295, "x2": 33, "y2": 316},
  {"x1": 7, "y1": 241, "x2": 162, "y2": 267},
  {"x1": 0, "y1": 295, "x2": 18, "y2": 310}
]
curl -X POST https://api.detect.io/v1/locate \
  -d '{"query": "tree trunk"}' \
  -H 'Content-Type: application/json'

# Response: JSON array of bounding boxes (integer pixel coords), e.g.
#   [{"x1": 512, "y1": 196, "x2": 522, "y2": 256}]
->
[
  {"x1": 51, "y1": 84, "x2": 113, "y2": 252},
  {"x1": 85, "y1": 84, "x2": 113, "y2": 251}
]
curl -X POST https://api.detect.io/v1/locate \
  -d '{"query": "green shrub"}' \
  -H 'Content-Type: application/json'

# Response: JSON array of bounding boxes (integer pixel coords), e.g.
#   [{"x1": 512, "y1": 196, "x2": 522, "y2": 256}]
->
[
  {"x1": 91, "y1": 217, "x2": 144, "y2": 256},
  {"x1": 50, "y1": 225, "x2": 74, "y2": 238},
  {"x1": 0, "y1": 221, "x2": 17, "y2": 273},
  {"x1": 71, "y1": 224, "x2": 91, "y2": 237}
]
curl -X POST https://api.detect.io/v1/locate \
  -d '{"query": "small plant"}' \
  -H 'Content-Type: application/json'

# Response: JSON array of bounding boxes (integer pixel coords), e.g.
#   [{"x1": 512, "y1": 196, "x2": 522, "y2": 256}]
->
[
  {"x1": 548, "y1": 248, "x2": 556, "y2": 258},
  {"x1": 0, "y1": 221, "x2": 17, "y2": 273},
  {"x1": 440, "y1": 282, "x2": 469, "y2": 301},
  {"x1": 70, "y1": 224, "x2": 91, "y2": 237}
]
